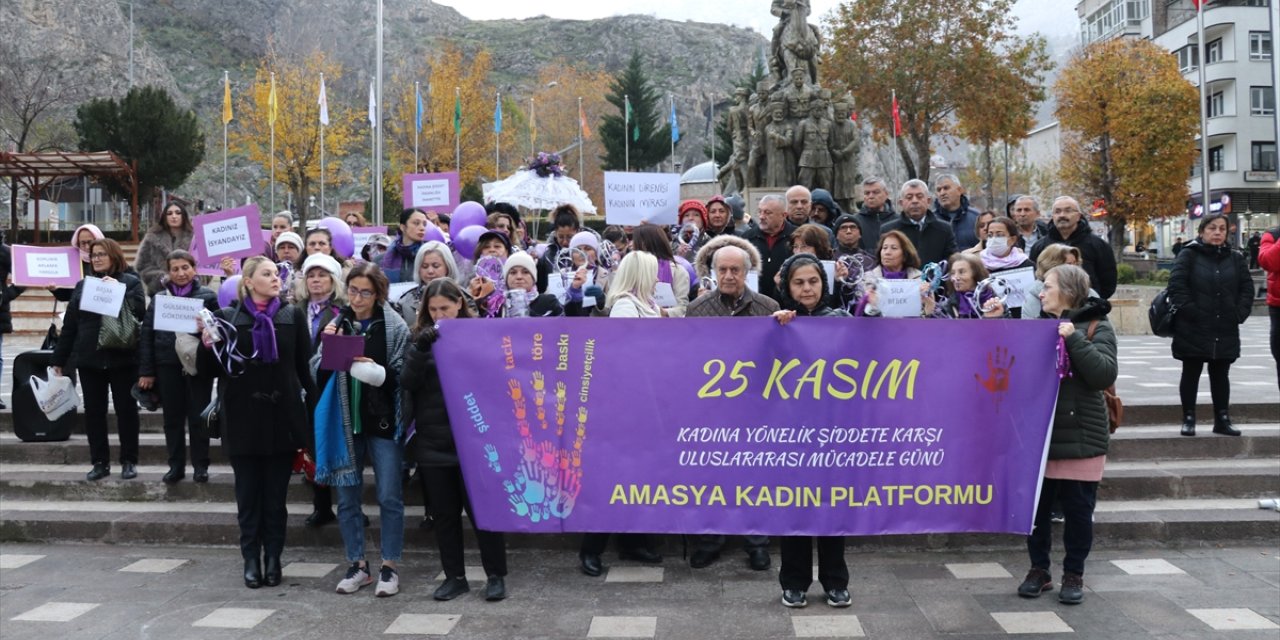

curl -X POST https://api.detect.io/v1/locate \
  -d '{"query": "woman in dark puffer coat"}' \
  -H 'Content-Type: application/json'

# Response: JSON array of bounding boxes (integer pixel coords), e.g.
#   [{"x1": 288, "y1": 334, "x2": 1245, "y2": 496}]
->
[{"x1": 1167, "y1": 214, "x2": 1254, "y2": 436}]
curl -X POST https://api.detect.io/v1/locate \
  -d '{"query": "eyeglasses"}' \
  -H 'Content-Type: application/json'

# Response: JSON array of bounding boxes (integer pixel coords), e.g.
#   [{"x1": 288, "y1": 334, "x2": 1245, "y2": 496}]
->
[
  {"x1": 346, "y1": 286, "x2": 376, "y2": 300},
  {"x1": 90, "y1": 253, "x2": 109, "y2": 259}
]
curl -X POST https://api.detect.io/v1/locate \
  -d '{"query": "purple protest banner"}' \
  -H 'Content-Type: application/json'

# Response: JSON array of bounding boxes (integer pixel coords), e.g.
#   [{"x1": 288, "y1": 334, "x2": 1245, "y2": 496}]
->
[
  {"x1": 11, "y1": 245, "x2": 82, "y2": 287},
  {"x1": 403, "y1": 172, "x2": 460, "y2": 211},
  {"x1": 433, "y1": 317, "x2": 1061, "y2": 537},
  {"x1": 190, "y1": 205, "x2": 264, "y2": 264}
]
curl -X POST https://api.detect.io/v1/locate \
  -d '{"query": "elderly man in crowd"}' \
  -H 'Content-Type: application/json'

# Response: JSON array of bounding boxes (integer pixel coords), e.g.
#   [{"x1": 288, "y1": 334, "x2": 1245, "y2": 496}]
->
[
  {"x1": 1011, "y1": 195, "x2": 1051, "y2": 249},
  {"x1": 1029, "y1": 196, "x2": 1118, "y2": 300},
  {"x1": 740, "y1": 194, "x2": 796, "y2": 302},
  {"x1": 881, "y1": 179, "x2": 957, "y2": 266},
  {"x1": 930, "y1": 173, "x2": 982, "y2": 249},
  {"x1": 784, "y1": 185, "x2": 813, "y2": 227},
  {"x1": 854, "y1": 177, "x2": 896, "y2": 252},
  {"x1": 684, "y1": 243, "x2": 776, "y2": 569}
]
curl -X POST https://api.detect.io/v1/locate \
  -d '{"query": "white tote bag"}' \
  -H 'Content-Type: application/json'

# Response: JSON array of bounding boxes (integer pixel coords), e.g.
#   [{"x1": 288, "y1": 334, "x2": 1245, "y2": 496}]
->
[{"x1": 29, "y1": 367, "x2": 78, "y2": 420}]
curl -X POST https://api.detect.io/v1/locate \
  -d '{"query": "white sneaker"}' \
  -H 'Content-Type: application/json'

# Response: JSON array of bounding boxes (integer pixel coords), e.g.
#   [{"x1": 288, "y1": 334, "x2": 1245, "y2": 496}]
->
[
  {"x1": 336, "y1": 562, "x2": 373, "y2": 594},
  {"x1": 375, "y1": 565, "x2": 399, "y2": 597}
]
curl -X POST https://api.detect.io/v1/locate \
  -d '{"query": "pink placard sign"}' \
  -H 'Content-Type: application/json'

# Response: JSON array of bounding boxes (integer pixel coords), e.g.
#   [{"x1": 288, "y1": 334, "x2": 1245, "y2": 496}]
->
[
  {"x1": 191, "y1": 205, "x2": 264, "y2": 263},
  {"x1": 12, "y1": 245, "x2": 82, "y2": 287},
  {"x1": 402, "y1": 172, "x2": 460, "y2": 211}
]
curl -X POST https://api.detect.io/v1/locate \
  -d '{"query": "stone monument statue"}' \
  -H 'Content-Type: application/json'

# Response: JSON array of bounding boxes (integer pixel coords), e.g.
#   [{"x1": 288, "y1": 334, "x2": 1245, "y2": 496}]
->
[
  {"x1": 829, "y1": 95, "x2": 861, "y2": 210},
  {"x1": 796, "y1": 101, "x2": 833, "y2": 191}
]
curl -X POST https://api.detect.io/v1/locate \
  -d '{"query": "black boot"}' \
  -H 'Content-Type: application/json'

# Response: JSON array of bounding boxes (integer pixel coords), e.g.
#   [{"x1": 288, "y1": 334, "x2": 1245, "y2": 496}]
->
[
  {"x1": 244, "y1": 557, "x2": 263, "y2": 589},
  {"x1": 263, "y1": 555, "x2": 282, "y2": 587},
  {"x1": 1180, "y1": 411, "x2": 1196, "y2": 437},
  {"x1": 1213, "y1": 410, "x2": 1241, "y2": 436}
]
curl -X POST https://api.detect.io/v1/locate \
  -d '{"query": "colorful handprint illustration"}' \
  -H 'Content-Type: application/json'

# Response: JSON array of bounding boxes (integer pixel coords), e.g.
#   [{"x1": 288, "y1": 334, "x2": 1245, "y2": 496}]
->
[{"x1": 497, "y1": 371, "x2": 584, "y2": 523}]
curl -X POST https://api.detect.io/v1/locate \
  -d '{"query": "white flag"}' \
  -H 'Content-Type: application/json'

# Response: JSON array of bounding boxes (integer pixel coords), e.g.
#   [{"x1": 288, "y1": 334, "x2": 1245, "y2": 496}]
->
[
  {"x1": 318, "y1": 75, "x2": 329, "y2": 126},
  {"x1": 368, "y1": 81, "x2": 376, "y2": 129}
]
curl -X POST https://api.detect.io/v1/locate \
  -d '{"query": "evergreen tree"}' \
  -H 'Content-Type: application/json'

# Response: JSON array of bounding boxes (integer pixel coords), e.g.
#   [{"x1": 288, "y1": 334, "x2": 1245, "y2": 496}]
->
[
  {"x1": 600, "y1": 52, "x2": 670, "y2": 171},
  {"x1": 74, "y1": 86, "x2": 205, "y2": 203}
]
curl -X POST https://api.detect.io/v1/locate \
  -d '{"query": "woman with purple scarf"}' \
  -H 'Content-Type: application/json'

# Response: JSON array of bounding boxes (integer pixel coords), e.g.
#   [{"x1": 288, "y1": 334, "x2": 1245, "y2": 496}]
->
[
  {"x1": 937, "y1": 253, "x2": 1007, "y2": 319},
  {"x1": 138, "y1": 250, "x2": 220, "y2": 484},
  {"x1": 197, "y1": 255, "x2": 316, "y2": 590},
  {"x1": 380, "y1": 208, "x2": 430, "y2": 284}
]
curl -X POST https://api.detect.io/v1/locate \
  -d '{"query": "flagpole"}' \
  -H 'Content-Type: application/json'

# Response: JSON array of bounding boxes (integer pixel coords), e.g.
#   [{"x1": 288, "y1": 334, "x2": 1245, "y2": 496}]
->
[
  {"x1": 624, "y1": 94, "x2": 630, "y2": 172},
  {"x1": 578, "y1": 96, "x2": 584, "y2": 184},
  {"x1": 495, "y1": 91, "x2": 501, "y2": 178},
  {"x1": 709, "y1": 96, "x2": 716, "y2": 173},
  {"x1": 319, "y1": 72, "x2": 326, "y2": 219},
  {"x1": 670, "y1": 95, "x2": 676, "y2": 173},
  {"x1": 269, "y1": 71, "x2": 276, "y2": 213},
  {"x1": 529, "y1": 96, "x2": 535, "y2": 157},
  {"x1": 1195, "y1": 3, "x2": 1211, "y2": 214},
  {"x1": 891, "y1": 89, "x2": 899, "y2": 184},
  {"x1": 414, "y1": 81, "x2": 420, "y2": 173},
  {"x1": 223, "y1": 70, "x2": 229, "y2": 209},
  {"x1": 374, "y1": 0, "x2": 384, "y2": 226},
  {"x1": 454, "y1": 86, "x2": 461, "y2": 173}
]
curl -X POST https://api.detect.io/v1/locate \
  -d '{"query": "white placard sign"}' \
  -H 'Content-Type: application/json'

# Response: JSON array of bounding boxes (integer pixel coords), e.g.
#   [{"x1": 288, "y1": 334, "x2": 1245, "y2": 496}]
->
[
  {"x1": 603, "y1": 171, "x2": 680, "y2": 225},
  {"x1": 388, "y1": 281, "x2": 417, "y2": 302},
  {"x1": 996, "y1": 266, "x2": 1038, "y2": 308},
  {"x1": 28, "y1": 253, "x2": 71, "y2": 279},
  {"x1": 152, "y1": 295, "x2": 204, "y2": 333},
  {"x1": 876, "y1": 278, "x2": 922, "y2": 318},
  {"x1": 821, "y1": 260, "x2": 837, "y2": 294},
  {"x1": 411, "y1": 179, "x2": 450, "y2": 208},
  {"x1": 80, "y1": 277, "x2": 126, "y2": 317},
  {"x1": 545, "y1": 270, "x2": 595, "y2": 306},
  {"x1": 203, "y1": 216, "x2": 254, "y2": 258},
  {"x1": 654, "y1": 282, "x2": 678, "y2": 308}
]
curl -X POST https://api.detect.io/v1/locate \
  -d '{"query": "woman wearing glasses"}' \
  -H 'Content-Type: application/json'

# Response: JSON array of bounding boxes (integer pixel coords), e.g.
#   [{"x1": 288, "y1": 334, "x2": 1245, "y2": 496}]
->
[
  {"x1": 51, "y1": 239, "x2": 146, "y2": 482},
  {"x1": 135, "y1": 202, "x2": 194, "y2": 295},
  {"x1": 314, "y1": 263, "x2": 410, "y2": 597}
]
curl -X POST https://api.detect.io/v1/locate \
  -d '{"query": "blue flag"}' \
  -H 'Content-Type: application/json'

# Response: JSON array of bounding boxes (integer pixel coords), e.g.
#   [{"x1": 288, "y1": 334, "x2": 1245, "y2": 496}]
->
[
  {"x1": 494, "y1": 94, "x2": 502, "y2": 134},
  {"x1": 415, "y1": 85, "x2": 423, "y2": 133},
  {"x1": 670, "y1": 100, "x2": 679, "y2": 143}
]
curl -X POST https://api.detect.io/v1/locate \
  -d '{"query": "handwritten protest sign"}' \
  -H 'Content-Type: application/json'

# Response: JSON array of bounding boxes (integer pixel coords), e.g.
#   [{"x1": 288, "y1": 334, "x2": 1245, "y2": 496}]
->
[
  {"x1": 80, "y1": 277, "x2": 126, "y2": 317},
  {"x1": 996, "y1": 266, "x2": 1038, "y2": 308},
  {"x1": 152, "y1": 295, "x2": 205, "y2": 333},
  {"x1": 192, "y1": 205, "x2": 263, "y2": 262},
  {"x1": 403, "y1": 172, "x2": 460, "y2": 210},
  {"x1": 603, "y1": 172, "x2": 680, "y2": 225},
  {"x1": 12, "y1": 245, "x2": 81, "y2": 287},
  {"x1": 352, "y1": 226, "x2": 388, "y2": 257},
  {"x1": 876, "y1": 279, "x2": 922, "y2": 318}
]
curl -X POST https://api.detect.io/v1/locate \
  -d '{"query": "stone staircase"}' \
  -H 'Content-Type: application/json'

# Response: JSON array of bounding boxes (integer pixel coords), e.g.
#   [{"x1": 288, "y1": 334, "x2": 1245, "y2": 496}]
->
[
  {"x1": 0, "y1": 405, "x2": 1276, "y2": 551},
  {"x1": 8, "y1": 243, "x2": 141, "y2": 337}
]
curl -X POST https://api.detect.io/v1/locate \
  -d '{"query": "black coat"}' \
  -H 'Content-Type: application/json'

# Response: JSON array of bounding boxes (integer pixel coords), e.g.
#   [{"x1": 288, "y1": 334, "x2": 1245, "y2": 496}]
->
[
  {"x1": 51, "y1": 271, "x2": 146, "y2": 371},
  {"x1": 1167, "y1": 240, "x2": 1253, "y2": 362},
  {"x1": 138, "y1": 285, "x2": 220, "y2": 375},
  {"x1": 881, "y1": 213, "x2": 958, "y2": 266},
  {"x1": 198, "y1": 300, "x2": 316, "y2": 457},
  {"x1": 0, "y1": 243, "x2": 14, "y2": 334},
  {"x1": 1029, "y1": 219, "x2": 1117, "y2": 299},
  {"x1": 854, "y1": 204, "x2": 896, "y2": 252},
  {"x1": 931, "y1": 194, "x2": 982, "y2": 249},
  {"x1": 738, "y1": 220, "x2": 797, "y2": 302},
  {"x1": 401, "y1": 330, "x2": 455, "y2": 467}
]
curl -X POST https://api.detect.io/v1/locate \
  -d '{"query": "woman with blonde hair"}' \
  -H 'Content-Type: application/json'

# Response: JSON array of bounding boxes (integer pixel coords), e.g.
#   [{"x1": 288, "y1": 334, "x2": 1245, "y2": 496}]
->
[
  {"x1": 1022, "y1": 244, "x2": 1088, "y2": 319},
  {"x1": 603, "y1": 251, "x2": 661, "y2": 317}
]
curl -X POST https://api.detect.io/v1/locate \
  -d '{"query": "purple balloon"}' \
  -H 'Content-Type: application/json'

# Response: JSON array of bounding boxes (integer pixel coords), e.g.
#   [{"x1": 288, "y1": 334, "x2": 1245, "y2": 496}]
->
[
  {"x1": 218, "y1": 275, "x2": 242, "y2": 308},
  {"x1": 675, "y1": 256, "x2": 697, "y2": 291},
  {"x1": 452, "y1": 201, "x2": 488, "y2": 231},
  {"x1": 452, "y1": 225, "x2": 486, "y2": 260},
  {"x1": 424, "y1": 222, "x2": 446, "y2": 243},
  {"x1": 317, "y1": 217, "x2": 355, "y2": 258}
]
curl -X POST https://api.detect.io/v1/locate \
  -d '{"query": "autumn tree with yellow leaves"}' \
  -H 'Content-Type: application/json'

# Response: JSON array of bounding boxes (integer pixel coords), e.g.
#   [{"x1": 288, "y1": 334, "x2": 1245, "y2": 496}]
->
[
  {"x1": 1055, "y1": 38, "x2": 1199, "y2": 256},
  {"x1": 528, "y1": 62, "x2": 613, "y2": 213},
  {"x1": 230, "y1": 50, "x2": 358, "y2": 222}
]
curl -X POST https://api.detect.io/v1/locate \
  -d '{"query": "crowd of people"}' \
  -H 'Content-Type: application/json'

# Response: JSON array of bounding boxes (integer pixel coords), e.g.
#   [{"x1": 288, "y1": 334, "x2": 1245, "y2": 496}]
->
[{"x1": 7, "y1": 171, "x2": 1273, "y2": 610}]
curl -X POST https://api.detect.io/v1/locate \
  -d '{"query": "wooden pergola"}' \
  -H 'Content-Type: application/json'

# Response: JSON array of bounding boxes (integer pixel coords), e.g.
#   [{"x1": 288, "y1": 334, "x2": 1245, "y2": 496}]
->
[{"x1": 0, "y1": 151, "x2": 140, "y2": 241}]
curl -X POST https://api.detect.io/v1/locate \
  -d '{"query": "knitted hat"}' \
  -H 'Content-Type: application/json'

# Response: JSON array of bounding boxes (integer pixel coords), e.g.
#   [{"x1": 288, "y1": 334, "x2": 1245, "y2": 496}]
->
[
  {"x1": 301, "y1": 252, "x2": 342, "y2": 281},
  {"x1": 502, "y1": 251, "x2": 538, "y2": 280},
  {"x1": 569, "y1": 231, "x2": 600, "y2": 252},
  {"x1": 832, "y1": 214, "x2": 861, "y2": 231},
  {"x1": 679, "y1": 199, "x2": 709, "y2": 228},
  {"x1": 274, "y1": 231, "x2": 304, "y2": 251}
]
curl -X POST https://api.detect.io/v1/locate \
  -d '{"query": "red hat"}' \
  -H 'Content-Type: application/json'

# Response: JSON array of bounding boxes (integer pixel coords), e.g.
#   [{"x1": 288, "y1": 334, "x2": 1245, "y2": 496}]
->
[{"x1": 678, "y1": 199, "x2": 708, "y2": 228}]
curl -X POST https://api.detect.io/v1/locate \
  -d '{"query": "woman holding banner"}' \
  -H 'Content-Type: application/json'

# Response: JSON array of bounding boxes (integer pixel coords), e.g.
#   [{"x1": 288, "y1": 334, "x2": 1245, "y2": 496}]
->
[
  {"x1": 770, "y1": 253, "x2": 852, "y2": 608},
  {"x1": 937, "y1": 254, "x2": 1006, "y2": 319},
  {"x1": 135, "y1": 202, "x2": 194, "y2": 295},
  {"x1": 1017, "y1": 264, "x2": 1116, "y2": 606},
  {"x1": 403, "y1": 278, "x2": 510, "y2": 602},
  {"x1": 381, "y1": 209, "x2": 430, "y2": 284},
  {"x1": 51, "y1": 238, "x2": 146, "y2": 482},
  {"x1": 138, "y1": 249, "x2": 219, "y2": 484},
  {"x1": 473, "y1": 253, "x2": 563, "y2": 318},
  {"x1": 1021, "y1": 245, "x2": 1084, "y2": 320},
  {"x1": 313, "y1": 263, "x2": 409, "y2": 597},
  {"x1": 197, "y1": 255, "x2": 314, "y2": 589}
]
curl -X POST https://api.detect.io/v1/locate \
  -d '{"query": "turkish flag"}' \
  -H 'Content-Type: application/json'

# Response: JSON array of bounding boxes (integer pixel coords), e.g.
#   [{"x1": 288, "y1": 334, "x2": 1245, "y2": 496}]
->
[
  {"x1": 891, "y1": 95, "x2": 902, "y2": 136},
  {"x1": 1191, "y1": 0, "x2": 1203, "y2": 9}
]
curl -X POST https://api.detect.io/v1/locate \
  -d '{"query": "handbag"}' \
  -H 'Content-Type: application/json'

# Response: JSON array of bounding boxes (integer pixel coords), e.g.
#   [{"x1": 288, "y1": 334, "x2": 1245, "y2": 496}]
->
[
  {"x1": 1086, "y1": 320, "x2": 1123, "y2": 433},
  {"x1": 1148, "y1": 288, "x2": 1178, "y2": 338},
  {"x1": 97, "y1": 303, "x2": 140, "y2": 350},
  {"x1": 40, "y1": 299, "x2": 60, "y2": 351},
  {"x1": 199, "y1": 393, "x2": 223, "y2": 439}
]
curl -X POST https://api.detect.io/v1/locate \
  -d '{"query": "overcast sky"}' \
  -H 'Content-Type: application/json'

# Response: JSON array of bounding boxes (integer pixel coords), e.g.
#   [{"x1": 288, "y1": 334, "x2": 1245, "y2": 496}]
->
[{"x1": 432, "y1": 0, "x2": 1079, "y2": 39}]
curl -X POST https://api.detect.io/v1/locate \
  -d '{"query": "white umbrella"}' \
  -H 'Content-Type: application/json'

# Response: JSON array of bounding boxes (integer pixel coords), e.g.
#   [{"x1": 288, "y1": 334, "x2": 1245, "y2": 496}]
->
[{"x1": 482, "y1": 169, "x2": 596, "y2": 214}]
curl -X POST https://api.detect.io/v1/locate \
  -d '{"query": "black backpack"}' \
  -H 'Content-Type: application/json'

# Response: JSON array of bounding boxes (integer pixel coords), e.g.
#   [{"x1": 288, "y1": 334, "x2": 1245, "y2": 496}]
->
[{"x1": 1148, "y1": 288, "x2": 1178, "y2": 337}]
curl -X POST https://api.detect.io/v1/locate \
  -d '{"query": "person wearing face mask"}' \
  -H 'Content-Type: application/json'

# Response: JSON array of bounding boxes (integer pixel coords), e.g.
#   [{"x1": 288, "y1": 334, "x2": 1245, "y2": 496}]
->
[
  {"x1": 135, "y1": 202, "x2": 195, "y2": 294},
  {"x1": 979, "y1": 216, "x2": 1034, "y2": 318},
  {"x1": 961, "y1": 211, "x2": 997, "y2": 256},
  {"x1": 381, "y1": 209, "x2": 431, "y2": 283},
  {"x1": 138, "y1": 250, "x2": 220, "y2": 484}
]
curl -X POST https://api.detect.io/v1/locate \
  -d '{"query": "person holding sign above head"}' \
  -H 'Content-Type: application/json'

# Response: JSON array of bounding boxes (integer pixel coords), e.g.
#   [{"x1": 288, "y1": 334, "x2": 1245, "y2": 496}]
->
[
  {"x1": 138, "y1": 250, "x2": 219, "y2": 484},
  {"x1": 628, "y1": 225, "x2": 689, "y2": 317},
  {"x1": 313, "y1": 263, "x2": 410, "y2": 597},
  {"x1": 402, "y1": 278, "x2": 509, "y2": 602},
  {"x1": 1017, "y1": 264, "x2": 1116, "y2": 606},
  {"x1": 196, "y1": 255, "x2": 315, "y2": 590},
  {"x1": 856, "y1": 230, "x2": 926, "y2": 317},
  {"x1": 770, "y1": 253, "x2": 851, "y2": 609},
  {"x1": 52, "y1": 238, "x2": 146, "y2": 482},
  {"x1": 135, "y1": 202, "x2": 194, "y2": 295},
  {"x1": 381, "y1": 209, "x2": 430, "y2": 284}
]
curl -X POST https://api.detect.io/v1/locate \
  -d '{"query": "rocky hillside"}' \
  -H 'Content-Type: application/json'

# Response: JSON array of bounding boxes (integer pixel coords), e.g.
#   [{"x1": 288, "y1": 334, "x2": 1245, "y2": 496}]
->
[{"x1": 1, "y1": 0, "x2": 766, "y2": 203}]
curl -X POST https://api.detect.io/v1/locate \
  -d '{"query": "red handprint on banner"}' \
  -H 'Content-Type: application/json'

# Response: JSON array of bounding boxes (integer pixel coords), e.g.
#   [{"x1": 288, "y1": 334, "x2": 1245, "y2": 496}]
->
[{"x1": 975, "y1": 346, "x2": 1016, "y2": 410}]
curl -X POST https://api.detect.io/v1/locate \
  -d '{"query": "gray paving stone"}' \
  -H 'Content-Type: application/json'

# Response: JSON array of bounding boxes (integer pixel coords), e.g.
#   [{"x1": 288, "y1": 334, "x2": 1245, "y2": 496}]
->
[{"x1": 914, "y1": 593, "x2": 1004, "y2": 634}]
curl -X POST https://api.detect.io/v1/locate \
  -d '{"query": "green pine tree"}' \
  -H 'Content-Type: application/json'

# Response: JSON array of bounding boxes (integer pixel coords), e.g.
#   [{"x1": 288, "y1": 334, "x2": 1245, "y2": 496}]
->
[{"x1": 600, "y1": 52, "x2": 671, "y2": 171}]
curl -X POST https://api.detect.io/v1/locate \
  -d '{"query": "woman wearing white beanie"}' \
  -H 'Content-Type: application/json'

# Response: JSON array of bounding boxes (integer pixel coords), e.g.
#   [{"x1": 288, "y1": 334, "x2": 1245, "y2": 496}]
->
[{"x1": 469, "y1": 251, "x2": 563, "y2": 318}]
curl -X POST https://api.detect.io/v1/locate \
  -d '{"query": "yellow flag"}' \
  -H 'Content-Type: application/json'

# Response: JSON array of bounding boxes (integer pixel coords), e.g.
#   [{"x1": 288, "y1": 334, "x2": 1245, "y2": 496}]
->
[
  {"x1": 268, "y1": 73, "x2": 278, "y2": 126},
  {"x1": 222, "y1": 72, "x2": 233, "y2": 125}
]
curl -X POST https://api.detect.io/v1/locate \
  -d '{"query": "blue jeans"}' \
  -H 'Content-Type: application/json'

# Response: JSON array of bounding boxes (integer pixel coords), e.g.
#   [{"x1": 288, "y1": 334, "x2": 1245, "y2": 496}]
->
[{"x1": 337, "y1": 433, "x2": 405, "y2": 563}]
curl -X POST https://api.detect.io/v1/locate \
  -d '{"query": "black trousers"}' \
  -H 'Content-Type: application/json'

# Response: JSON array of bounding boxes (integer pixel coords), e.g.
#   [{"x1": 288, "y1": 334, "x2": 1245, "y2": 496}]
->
[
  {"x1": 1178, "y1": 359, "x2": 1232, "y2": 413},
  {"x1": 1270, "y1": 306, "x2": 1279, "y2": 395},
  {"x1": 422, "y1": 465, "x2": 507, "y2": 579},
  {"x1": 580, "y1": 532, "x2": 658, "y2": 557},
  {"x1": 78, "y1": 365, "x2": 140, "y2": 466},
  {"x1": 694, "y1": 534, "x2": 769, "y2": 553},
  {"x1": 778, "y1": 536, "x2": 848, "y2": 592},
  {"x1": 1027, "y1": 478, "x2": 1098, "y2": 576},
  {"x1": 230, "y1": 452, "x2": 293, "y2": 561},
  {"x1": 155, "y1": 364, "x2": 212, "y2": 470}
]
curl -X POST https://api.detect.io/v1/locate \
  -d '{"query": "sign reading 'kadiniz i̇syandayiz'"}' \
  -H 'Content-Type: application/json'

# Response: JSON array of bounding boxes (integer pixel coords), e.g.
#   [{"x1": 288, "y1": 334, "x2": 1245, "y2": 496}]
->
[{"x1": 433, "y1": 317, "x2": 1061, "y2": 537}]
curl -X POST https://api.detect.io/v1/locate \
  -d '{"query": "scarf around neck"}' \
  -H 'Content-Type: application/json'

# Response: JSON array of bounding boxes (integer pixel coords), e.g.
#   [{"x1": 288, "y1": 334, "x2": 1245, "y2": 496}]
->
[
  {"x1": 981, "y1": 246, "x2": 1029, "y2": 270},
  {"x1": 167, "y1": 281, "x2": 195, "y2": 297},
  {"x1": 243, "y1": 296, "x2": 282, "y2": 363}
]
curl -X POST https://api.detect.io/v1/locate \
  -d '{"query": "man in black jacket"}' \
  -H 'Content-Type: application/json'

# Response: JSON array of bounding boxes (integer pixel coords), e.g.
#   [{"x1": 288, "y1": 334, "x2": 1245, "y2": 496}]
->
[
  {"x1": 854, "y1": 177, "x2": 896, "y2": 252},
  {"x1": 881, "y1": 179, "x2": 957, "y2": 266},
  {"x1": 1029, "y1": 196, "x2": 1118, "y2": 300},
  {"x1": 738, "y1": 194, "x2": 795, "y2": 302},
  {"x1": 1010, "y1": 195, "x2": 1052, "y2": 250}
]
